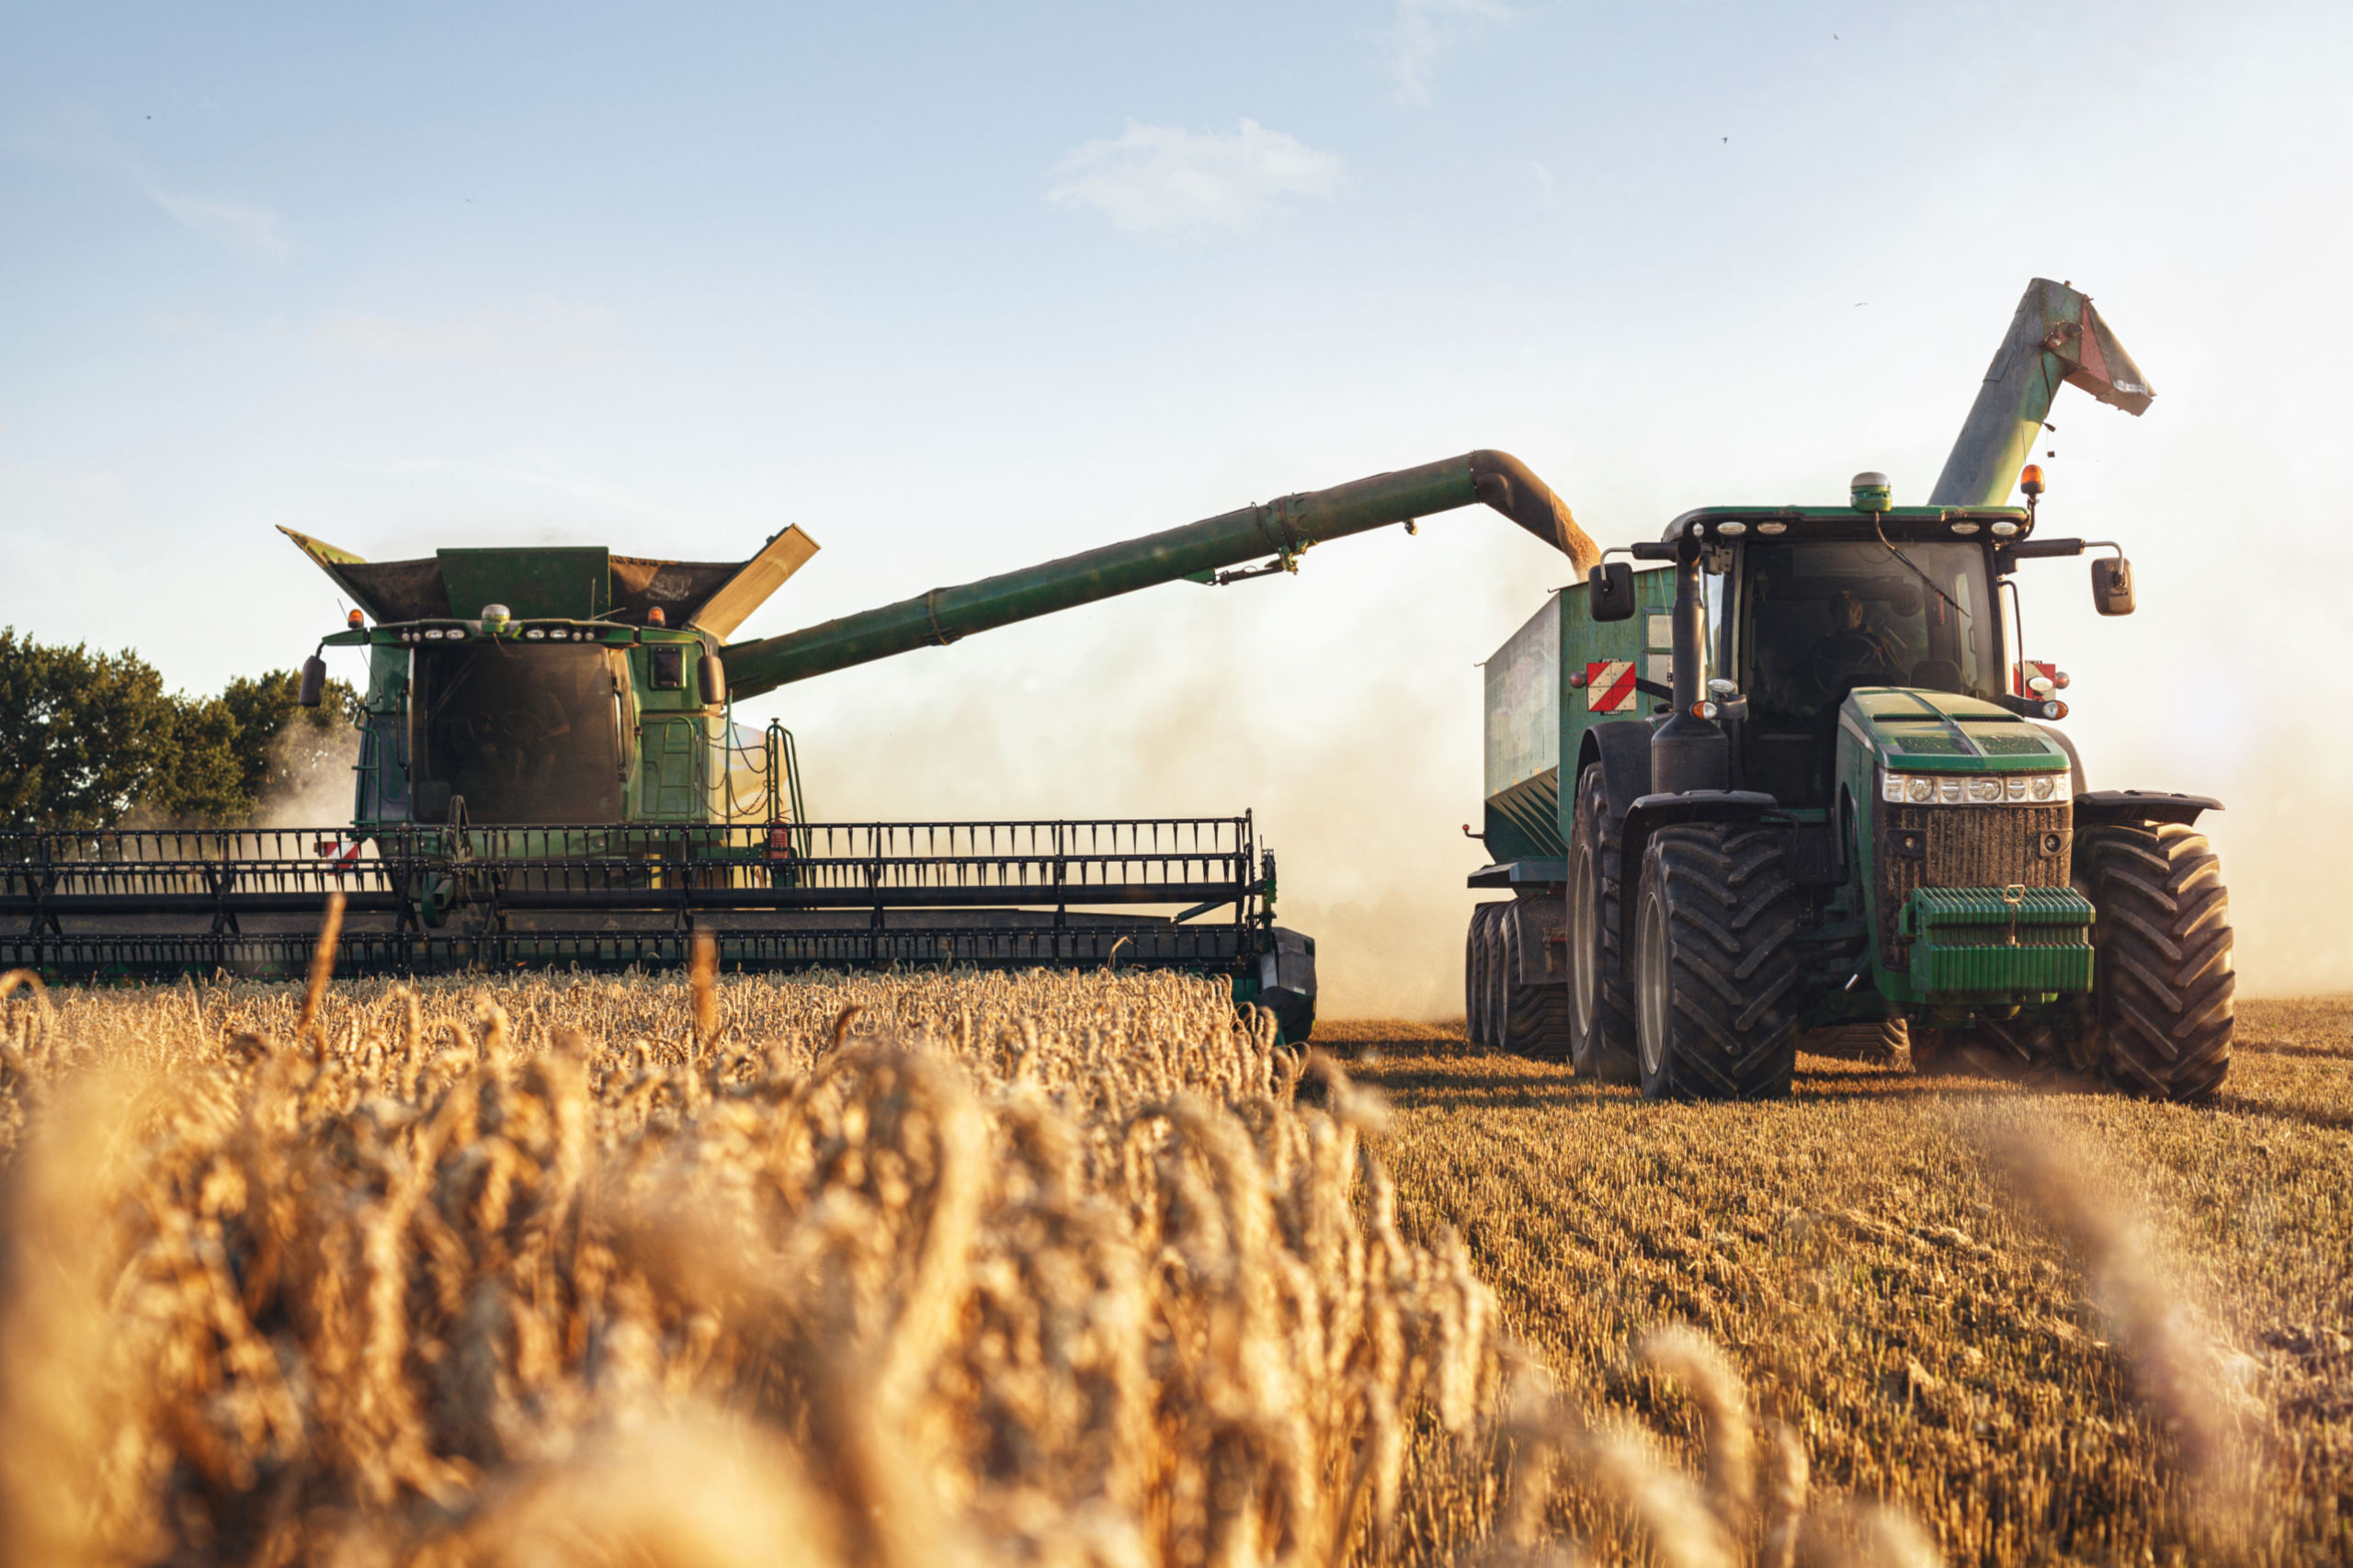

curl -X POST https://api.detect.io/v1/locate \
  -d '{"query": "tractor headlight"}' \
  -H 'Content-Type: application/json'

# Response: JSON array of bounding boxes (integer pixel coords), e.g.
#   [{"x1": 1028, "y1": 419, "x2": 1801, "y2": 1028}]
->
[
  {"x1": 2006, "y1": 776, "x2": 2029, "y2": 801},
  {"x1": 1905, "y1": 776, "x2": 1935, "y2": 803},
  {"x1": 2030, "y1": 775, "x2": 2058, "y2": 801},
  {"x1": 1968, "y1": 778, "x2": 2003, "y2": 802}
]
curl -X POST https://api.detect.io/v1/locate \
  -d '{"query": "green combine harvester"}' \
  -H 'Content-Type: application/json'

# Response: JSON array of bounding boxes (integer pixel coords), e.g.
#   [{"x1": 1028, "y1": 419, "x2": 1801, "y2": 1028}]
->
[
  {"x1": 1463, "y1": 278, "x2": 2232, "y2": 1099},
  {"x1": 3, "y1": 451, "x2": 1596, "y2": 1040}
]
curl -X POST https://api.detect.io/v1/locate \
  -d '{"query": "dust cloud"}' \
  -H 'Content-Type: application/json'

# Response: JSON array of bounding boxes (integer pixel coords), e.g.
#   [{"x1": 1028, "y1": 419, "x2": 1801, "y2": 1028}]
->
[
  {"x1": 749, "y1": 593, "x2": 1506, "y2": 1021},
  {"x1": 256, "y1": 720, "x2": 365, "y2": 827}
]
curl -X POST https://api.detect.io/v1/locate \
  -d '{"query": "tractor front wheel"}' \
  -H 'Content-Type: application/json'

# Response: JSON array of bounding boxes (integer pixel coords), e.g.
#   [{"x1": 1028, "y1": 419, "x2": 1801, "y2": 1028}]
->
[
  {"x1": 1631, "y1": 823, "x2": 1804, "y2": 1101},
  {"x1": 2076, "y1": 821, "x2": 2234, "y2": 1102}
]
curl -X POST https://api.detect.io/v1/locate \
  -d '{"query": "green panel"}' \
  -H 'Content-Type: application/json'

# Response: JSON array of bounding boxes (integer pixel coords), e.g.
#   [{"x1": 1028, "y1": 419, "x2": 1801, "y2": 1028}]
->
[
  {"x1": 1901, "y1": 886, "x2": 2094, "y2": 996},
  {"x1": 438, "y1": 547, "x2": 611, "y2": 622},
  {"x1": 1485, "y1": 596, "x2": 1560, "y2": 801},
  {"x1": 1484, "y1": 767, "x2": 1563, "y2": 859},
  {"x1": 639, "y1": 716, "x2": 709, "y2": 821},
  {"x1": 1552, "y1": 567, "x2": 1677, "y2": 842}
]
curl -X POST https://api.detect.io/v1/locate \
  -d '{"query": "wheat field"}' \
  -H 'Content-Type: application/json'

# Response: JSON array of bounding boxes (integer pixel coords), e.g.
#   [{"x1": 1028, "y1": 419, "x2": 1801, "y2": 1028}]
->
[{"x1": 1, "y1": 966, "x2": 2342, "y2": 1566}]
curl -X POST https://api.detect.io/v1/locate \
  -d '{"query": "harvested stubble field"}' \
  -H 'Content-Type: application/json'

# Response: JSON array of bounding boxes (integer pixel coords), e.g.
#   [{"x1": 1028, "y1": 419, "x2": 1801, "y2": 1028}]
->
[
  {"x1": 0, "y1": 969, "x2": 2344, "y2": 1568},
  {"x1": 1332, "y1": 997, "x2": 2353, "y2": 1566}
]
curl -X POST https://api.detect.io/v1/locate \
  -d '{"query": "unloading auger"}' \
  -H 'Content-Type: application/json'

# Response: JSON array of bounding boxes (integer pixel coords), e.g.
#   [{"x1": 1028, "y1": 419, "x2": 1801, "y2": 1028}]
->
[{"x1": 3, "y1": 449, "x2": 1594, "y2": 1038}]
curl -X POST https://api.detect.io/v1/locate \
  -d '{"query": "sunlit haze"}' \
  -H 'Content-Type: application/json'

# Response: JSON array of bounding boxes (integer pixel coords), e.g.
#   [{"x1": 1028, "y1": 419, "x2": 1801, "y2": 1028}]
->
[{"x1": 6, "y1": 2, "x2": 2347, "y2": 1011}]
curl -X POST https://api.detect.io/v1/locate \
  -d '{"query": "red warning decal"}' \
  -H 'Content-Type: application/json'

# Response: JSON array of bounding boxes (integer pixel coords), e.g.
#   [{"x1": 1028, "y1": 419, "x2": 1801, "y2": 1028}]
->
[{"x1": 1586, "y1": 660, "x2": 1637, "y2": 712}]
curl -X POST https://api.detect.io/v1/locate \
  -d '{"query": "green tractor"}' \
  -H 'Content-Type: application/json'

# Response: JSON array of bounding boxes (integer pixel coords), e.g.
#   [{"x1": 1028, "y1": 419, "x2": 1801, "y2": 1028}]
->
[{"x1": 1465, "y1": 279, "x2": 2232, "y2": 1099}]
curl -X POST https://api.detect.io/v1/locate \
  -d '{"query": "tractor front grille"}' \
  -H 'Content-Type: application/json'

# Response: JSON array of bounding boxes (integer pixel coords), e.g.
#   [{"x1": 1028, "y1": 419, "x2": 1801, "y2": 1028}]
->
[{"x1": 1876, "y1": 802, "x2": 2071, "y2": 968}]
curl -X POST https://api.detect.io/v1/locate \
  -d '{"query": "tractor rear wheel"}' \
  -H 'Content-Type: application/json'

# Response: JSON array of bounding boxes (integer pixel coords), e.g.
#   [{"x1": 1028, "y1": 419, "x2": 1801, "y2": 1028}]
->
[
  {"x1": 2076, "y1": 821, "x2": 2234, "y2": 1102},
  {"x1": 1631, "y1": 822, "x2": 1804, "y2": 1101},
  {"x1": 1500, "y1": 899, "x2": 1574, "y2": 1062},
  {"x1": 1568, "y1": 764, "x2": 1640, "y2": 1083}
]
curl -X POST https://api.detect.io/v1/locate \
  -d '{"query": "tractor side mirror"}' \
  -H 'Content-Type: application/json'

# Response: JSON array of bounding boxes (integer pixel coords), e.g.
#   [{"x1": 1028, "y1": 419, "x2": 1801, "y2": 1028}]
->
[
  {"x1": 2091, "y1": 556, "x2": 2135, "y2": 616},
  {"x1": 699, "y1": 652, "x2": 726, "y2": 707},
  {"x1": 1588, "y1": 562, "x2": 1635, "y2": 621},
  {"x1": 297, "y1": 654, "x2": 327, "y2": 708}
]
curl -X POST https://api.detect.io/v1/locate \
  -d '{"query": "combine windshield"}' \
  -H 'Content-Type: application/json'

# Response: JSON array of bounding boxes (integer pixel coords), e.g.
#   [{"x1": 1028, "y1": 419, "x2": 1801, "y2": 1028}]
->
[
  {"x1": 1736, "y1": 540, "x2": 2001, "y2": 804},
  {"x1": 411, "y1": 643, "x2": 624, "y2": 823}
]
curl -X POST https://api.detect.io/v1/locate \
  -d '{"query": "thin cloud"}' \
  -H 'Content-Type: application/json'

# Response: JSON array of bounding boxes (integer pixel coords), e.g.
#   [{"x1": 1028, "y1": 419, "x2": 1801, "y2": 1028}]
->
[
  {"x1": 311, "y1": 301, "x2": 617, "y2": 369},
  {"x1": 146, "y1": 189, "x2": 290, "y2": 256},
  {"x1": 1383, "y1": 0, "x2": 1517, "y2": 104},
  {"x1": 1043, "y1": 119, "x2": 1345, "y2": 235}
]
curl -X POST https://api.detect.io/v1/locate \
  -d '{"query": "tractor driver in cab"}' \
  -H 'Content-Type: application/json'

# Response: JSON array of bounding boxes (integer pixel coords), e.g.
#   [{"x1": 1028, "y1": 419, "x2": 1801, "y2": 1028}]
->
[{"x1": 1802, "y1": 586, "x2": 1903, "y2": 709}]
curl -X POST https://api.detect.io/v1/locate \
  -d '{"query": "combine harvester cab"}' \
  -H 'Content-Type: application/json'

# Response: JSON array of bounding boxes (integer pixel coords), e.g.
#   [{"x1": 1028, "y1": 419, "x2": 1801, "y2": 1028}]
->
[
  {"x1": 6, "y1": 453, "x2": 1600, "y2": 1046},
  {"x1": 1465, "y1": 278, "x2": 2232, "y2": 1101}
]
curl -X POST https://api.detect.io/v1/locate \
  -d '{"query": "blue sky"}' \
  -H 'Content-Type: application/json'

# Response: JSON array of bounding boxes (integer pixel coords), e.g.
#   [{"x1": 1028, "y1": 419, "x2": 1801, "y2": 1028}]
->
[{"x1": 5, "y1": 2, "x2": 2347, "y2": 1007}]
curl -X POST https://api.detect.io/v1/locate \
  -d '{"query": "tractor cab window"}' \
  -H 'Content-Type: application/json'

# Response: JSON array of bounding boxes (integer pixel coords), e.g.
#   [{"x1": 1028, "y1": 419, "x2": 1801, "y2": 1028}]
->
[
  {"x1": 411, "y1": 644, "x2": 625, "y2": 823},
  {"x1": 1735, "y1": 540, "x2": 2000, "y2": 805}
]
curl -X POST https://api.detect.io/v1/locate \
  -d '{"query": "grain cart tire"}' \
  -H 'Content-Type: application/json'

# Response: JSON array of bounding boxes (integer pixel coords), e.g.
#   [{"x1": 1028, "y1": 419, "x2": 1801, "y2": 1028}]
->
[
  {"x1": 1568, "y1": 764, "x2": 1640, "y2": 1083},
  {"x1": 2075, "y1": 822, "x2": 2234, "y2": 1102},
  {"x1": 1502, "y1": 900, "x2": 1574, "y2": 1062},
  {"x1": 1465, "y1": 903, "x2": 1495, "y2": 1042},
  {"x1": 1631, "y1": 823, "x2": 1805, "y2": 1101},
  {"x1": 1467, "y1": 902, "x2": 1506, "y2": 1046},
  {"x1": 1483, "y1": 907, "x2": 1511, "y2": 1049}
]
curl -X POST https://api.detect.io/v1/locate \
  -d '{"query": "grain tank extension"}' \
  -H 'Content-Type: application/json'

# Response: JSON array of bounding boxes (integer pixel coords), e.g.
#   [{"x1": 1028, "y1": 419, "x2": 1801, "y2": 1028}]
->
[{"x1": 1463, "y1": 279, "x2": 2232, "y2": 1100}]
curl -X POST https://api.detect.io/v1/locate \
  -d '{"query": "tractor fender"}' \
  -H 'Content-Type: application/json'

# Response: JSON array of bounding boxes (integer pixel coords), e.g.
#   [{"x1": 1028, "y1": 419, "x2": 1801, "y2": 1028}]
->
[
  {"x1": 2073, "y1": 790, "x2": 2222, "y2": 828},
  {"x1": 2034, "y1": 723, "x2": 2090, "y2": 797},
  {"x1": 1578, "y1": 720, "x2": 1657, "y2": 823}
]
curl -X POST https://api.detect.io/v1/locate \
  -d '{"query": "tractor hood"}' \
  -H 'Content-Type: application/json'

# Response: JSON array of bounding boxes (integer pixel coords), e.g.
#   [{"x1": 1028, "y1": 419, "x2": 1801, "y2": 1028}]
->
[{"x1": 1838, "y1": 687, "x2": 2071, "y2": 774}]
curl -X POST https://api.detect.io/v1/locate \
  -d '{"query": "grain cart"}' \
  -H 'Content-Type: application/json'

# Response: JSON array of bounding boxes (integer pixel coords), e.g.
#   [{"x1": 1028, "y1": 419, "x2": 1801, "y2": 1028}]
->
[
  {"x1": 1465, "y1": 278, "x2": 2232, "y2": 1099},
  {"x1": 5, "y1": 452, "x2": 1596, "y2": 1041}
]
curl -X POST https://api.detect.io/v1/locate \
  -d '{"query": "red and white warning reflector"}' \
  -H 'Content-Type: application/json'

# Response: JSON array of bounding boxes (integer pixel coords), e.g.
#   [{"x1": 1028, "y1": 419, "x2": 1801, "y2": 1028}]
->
[{"x1": 1586, "y1": 660, "x2": 1637, "y2": 712}]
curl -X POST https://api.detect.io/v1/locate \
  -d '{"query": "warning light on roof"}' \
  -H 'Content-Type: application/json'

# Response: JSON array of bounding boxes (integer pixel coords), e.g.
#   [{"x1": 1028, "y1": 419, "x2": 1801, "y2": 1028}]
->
[
  {"x1": 648, "y1": 607, "x2": 667, "y2": 627},
  {"x1": 2019, "y1": 463, "x2": 2045, "y2": 497},
  {"x1": 346, "y1": 608, "x2": 364, "y2": 630}
]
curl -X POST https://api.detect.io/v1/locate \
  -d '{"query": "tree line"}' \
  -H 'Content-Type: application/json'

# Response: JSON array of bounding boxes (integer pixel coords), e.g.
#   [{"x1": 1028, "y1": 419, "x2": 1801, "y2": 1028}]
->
[{"x1": 0, "y1": 629, "x2": 362, "y2": 830}]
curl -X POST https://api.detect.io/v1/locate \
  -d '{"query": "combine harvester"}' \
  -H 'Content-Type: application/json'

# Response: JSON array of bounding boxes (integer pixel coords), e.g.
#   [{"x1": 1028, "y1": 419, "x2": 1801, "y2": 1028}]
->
[
  {"x1": 1463, "y1": 278, "x2": 2232, "y2": 1099},
  {"x1": 2, "y1": 452, "x2": 1597, "y2": 1039}
]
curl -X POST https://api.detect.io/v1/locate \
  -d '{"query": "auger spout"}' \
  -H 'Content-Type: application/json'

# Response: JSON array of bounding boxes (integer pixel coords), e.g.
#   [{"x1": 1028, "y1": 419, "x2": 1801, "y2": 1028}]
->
[
  {"x1": 1928, "y1": 278, "x2": 2154, "y2": 508},
  {"x1": 721, "y1": 449, "x2": 1592, "y2": 699}
]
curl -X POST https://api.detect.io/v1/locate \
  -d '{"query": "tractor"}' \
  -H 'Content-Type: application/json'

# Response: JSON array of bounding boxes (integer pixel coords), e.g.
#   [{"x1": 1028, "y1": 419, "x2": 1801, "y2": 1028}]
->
[{"x1": 1464, "y1": 278, "x2": 2231, "y2": 1099}]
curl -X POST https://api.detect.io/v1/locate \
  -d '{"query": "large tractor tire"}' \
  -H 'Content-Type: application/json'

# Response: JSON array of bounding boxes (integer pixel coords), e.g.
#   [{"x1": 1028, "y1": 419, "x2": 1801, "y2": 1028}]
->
[
  {"x1": 1630, "y1": 822, "x2": 1805, "y2": 1101},
  {"x1": 2076, "y1": 821, "x2": 2234, "y2": 1102},
  {"x1": 1567, "y1": 764, "x2": 1640, "y2": 1083},
  {"x1": 1500, "y1": 899, "x2": 1574, "y2": 1062},
  {"x1": 1465, "y1": 902, "x2": 1505, "y2": 1046}
]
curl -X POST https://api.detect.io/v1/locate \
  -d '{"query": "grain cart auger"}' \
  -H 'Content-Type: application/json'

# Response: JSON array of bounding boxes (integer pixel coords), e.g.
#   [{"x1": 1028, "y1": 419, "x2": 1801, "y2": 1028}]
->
[
  {"x1": 1465, "y1": 278, "x2": 2232, "y2": 1101},
  {"x1": 3, "y1": 451, "x2": 1594, "y2": 1045}
]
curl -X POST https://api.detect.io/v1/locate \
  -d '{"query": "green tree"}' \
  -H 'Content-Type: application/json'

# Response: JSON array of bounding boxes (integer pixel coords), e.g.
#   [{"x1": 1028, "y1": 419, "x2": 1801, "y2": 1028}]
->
[
  {"x1": 0, "y1": 631, "x2": 361, "y2": 829},
  {"x1": 0, "y1": 629, "x2": 180, "y2": 828}
]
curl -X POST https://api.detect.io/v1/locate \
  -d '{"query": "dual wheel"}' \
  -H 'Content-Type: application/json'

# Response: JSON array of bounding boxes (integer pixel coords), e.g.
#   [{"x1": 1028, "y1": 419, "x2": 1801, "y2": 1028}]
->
[
  {"x1": 1464, "y1": 898, "x2": 1573, "y2": 1059},
  {"x1": 1480, "y1": 764, "x2": 1802, "y2": 1098},
  {"x1": 1911, "y1": 821, "x2": 2234, "y2": 1102},
  {"x1": 1574, "y1": 762, "x2": 1802, "y2": 1099}
]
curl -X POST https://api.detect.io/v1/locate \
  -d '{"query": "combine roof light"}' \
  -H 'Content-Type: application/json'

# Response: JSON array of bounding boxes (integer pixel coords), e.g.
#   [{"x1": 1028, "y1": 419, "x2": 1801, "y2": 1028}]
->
[
  {"x1": 2019, "y1": 463, "x2": 2045, "y2": 496},
  {"x1": 648, "y1": 607, "x2": 667, "y2": 626},
  {"x1": 1756, "y1": 520, "x2": 1787, "y2": 535},
  {"x1": 1990, "y1": 520, "x2": 2019, "y2": 538},
  {"x1": 425, "y1": 628, "x2": 445, "y2": 640},
  {"x1": 525, "y1": 628, "x2": 546, "y2": 640},
  {"x1": 1716, "y1": 520, "x2": 1747, "y2": 538},
  {"x1": 481, "y1": 603, "x2": 513, "y2": 634},
  {"x1": 444, "y1": 626, "x2": 466, "y2": 641},
  {"x1": 346, "y1": 608, "x2": 364, "y2": 630},
  {"x1": 1950, "y1": 521, "x2": 1981, "y2": 535}
]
